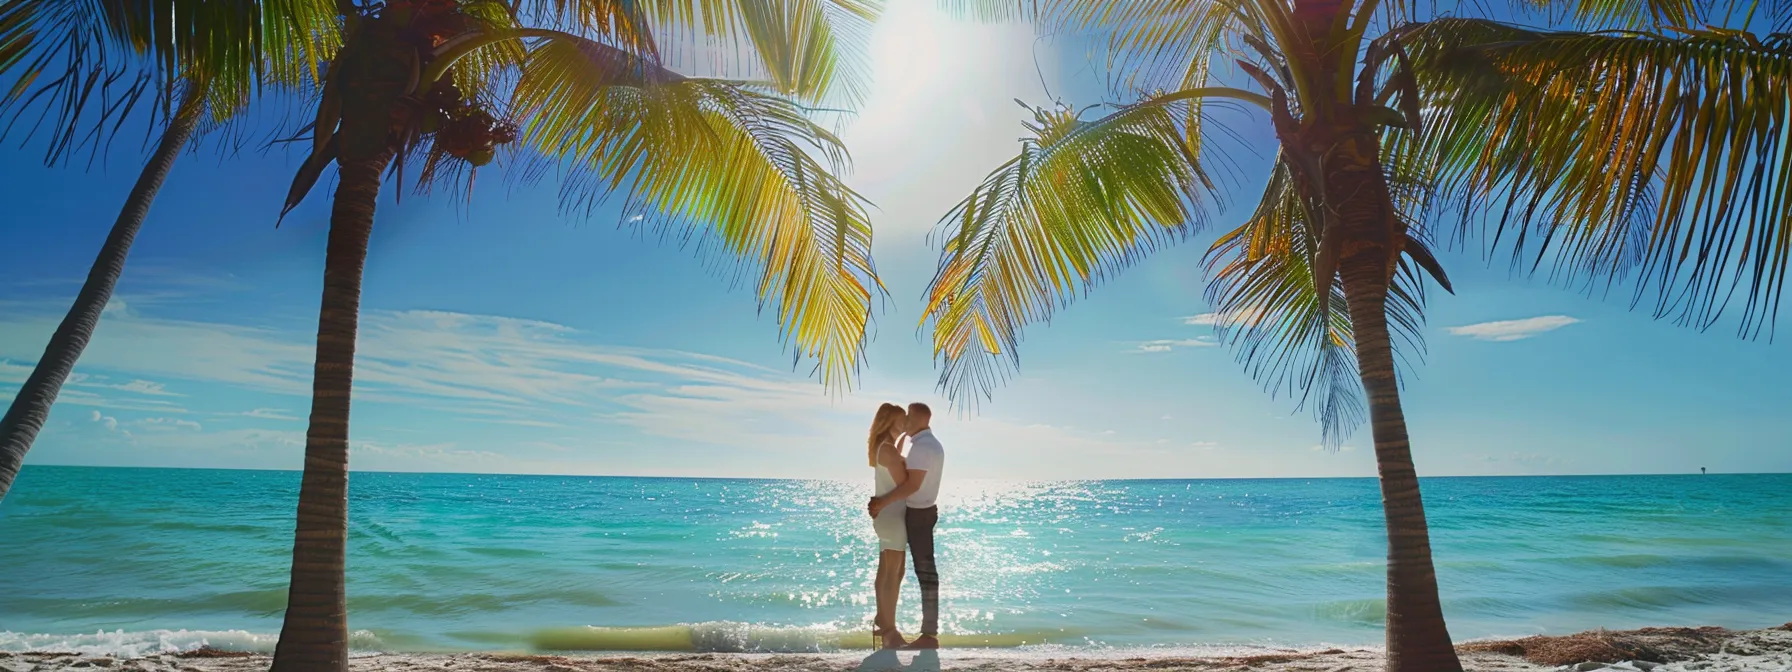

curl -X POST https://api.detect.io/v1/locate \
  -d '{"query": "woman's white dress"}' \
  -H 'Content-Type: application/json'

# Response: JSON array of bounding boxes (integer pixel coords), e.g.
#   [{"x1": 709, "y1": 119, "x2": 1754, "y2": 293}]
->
[{"x1": 873, "y1": 459, "x2": 908, "y2": 552}]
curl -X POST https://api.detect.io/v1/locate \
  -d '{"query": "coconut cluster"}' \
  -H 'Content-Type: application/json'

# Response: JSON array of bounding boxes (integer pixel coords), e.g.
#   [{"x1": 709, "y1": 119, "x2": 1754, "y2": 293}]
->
[
  {"x1": 422, "y1": 81, "x2": 518, "y2": 167},
  {"x1": 388, "y1": 0, "x2": 520, "y2": 167}
]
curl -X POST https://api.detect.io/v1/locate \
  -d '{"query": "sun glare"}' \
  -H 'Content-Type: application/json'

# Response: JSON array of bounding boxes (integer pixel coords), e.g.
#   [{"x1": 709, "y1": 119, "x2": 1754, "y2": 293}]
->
[{"x1": 866, "y1": 3, "x2": 948, "y2": 113}]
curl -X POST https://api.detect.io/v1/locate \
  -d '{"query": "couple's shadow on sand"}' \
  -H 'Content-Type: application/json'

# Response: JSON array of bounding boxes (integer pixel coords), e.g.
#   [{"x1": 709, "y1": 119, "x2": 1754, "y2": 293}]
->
[{"x1": 856, "y1": 649, "x2": 941, "y2": 672}]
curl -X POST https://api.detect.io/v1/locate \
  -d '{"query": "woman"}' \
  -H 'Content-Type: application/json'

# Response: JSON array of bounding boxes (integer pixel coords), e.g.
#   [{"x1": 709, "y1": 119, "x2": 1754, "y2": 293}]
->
[{"x1": 867, "y1": 402, "x2": 909, "y2": 649}]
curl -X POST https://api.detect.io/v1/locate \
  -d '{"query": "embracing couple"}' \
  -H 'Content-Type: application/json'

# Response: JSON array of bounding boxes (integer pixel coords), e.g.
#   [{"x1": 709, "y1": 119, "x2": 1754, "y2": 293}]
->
[{"x1": 865, "y1": 402, "x2": 945, "y2": 651}]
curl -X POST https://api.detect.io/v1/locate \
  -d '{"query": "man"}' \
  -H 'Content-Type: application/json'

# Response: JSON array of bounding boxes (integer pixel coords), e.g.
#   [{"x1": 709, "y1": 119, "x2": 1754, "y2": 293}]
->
[{"x1": 867, "y1": 402, "x2": 945, "y2": 650}]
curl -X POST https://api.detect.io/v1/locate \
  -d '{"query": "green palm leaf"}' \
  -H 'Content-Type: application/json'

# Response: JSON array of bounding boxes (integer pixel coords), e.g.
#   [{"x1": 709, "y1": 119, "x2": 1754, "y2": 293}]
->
[
  {"x1": 0, "y1": 0, "x2": 338, "y2": 164},
  {"x1": 936, "y1": 0, "x2": 1028, "y2": 22},
  {"x1": 1406, "y1": 18, "x2": 1792, "y2": 337},
  {"x1": 509, "y1": 34, "x2": 879, "y2": 389},
  {"x1": 1508, "y1": 0, "x2": 1710, "y2": 28},
  {"x1": 923, "y1": 95, "x2": 1217, "y2": 401},
  {"x1": 1202, "y1": 151, "x2": 1441, "y2": 446},
  {"x1": 1049, "y1": 0, "x2": 1240, "y2": 90},
  {"x1": 632, "y1": 0, "x2": 880, "y2": 106}
]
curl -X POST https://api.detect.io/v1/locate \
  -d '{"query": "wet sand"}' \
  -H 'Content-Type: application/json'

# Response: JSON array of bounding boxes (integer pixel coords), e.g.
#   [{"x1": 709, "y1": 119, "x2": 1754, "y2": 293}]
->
[{"x1": 5, "y1": 624, "x2": 1788, "y2": 672}]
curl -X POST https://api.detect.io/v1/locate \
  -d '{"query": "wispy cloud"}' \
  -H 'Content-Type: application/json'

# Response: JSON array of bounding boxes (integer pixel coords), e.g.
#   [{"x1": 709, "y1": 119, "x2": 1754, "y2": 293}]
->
[
  {"x1": 133, "y1": 417, "x2": 203, "y2": 432},
  {"x1": 3, "y1": 298, "x2": 1249, "y2": 478},
  {"x1": 1134, "y1": 338, "x2": 1217, "y2": 353},
  {"x1": 0, "y1": 308, "x2": 316, "y2": 394},
  {"x1": 1445, "y1": 315, "x2": 1581, "y2": 342},
  {"x1": 0, "y1": 305, "x2": 798, "y2": 420},
  {"x1": 85, "y1": 378, "x2": 183, "y2": 397},
  {"x1": 0, "y1": 301, "x2": 868, "y2": 458},
  {"x1": 239, "y1": 408, "x2": 300, "y2": 421},
  {"x1": 1181, "y1": 309, "x2": 1262, "y2": 328},
  {"x1": 40, "y1": 387, "x2": 188, "y2": 413},
  {"x1": 89, "y1": 410, "x2": 118, "y2": 432},
  {"x1": 0, "y1": 359, "x2": 29, "y2": 384}
]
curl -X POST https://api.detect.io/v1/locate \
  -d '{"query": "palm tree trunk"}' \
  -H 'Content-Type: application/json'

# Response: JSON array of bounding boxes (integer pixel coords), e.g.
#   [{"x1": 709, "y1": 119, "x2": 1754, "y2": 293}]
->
[
  {"x1": 0, "y1": 84, "x2": 205, "y2": 503},
  {"x1": 269, "y1": 151, "x2": 392, "y2": 672},
  {"x1": 1339, "y1": 255, "x2": 1464, "y2": 672}
]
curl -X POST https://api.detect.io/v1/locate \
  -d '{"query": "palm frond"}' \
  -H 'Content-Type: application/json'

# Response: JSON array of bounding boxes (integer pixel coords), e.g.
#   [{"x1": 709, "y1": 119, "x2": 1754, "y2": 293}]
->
[
  {"x1": 626, "y1": 0, "x2": 880, "y2": 107},
  {"x1": 923, "y1": 95, "x2": 1218, "y2": 403},
  {"x1": 936, "y1": 0, "x2": 1031, "y2": 22},
  {"x1": 0, "y1": 0, "x2": 338, "y2": 165},
  {"x1": 514, "y1": 0, "x2": 659, "y2": 55},
  {"x1": 1507, "y1": 0, "x2": 1711, "y2": 29},
  {"x1": 258, "y1": 0, "x2": 345, "y2": 90},
  {"x1": 0, "y1": 0, "x2": 40, "y2": 76},
  {"x1": 509, "y1": 35, "x2": 880, "y2": 389},
  {"x1": 734, "y1": 0, "x2": 873, "y2": 105},
  {"x1": 436, "y1": 2, "x2": 529, "y2": 104},
  {"x1": 1, "y1": 0, "x2": 152, "y2": 164},
  {"x1": 1039, "y1": 0, "x2": 1238, "y2": 95},
  {"x1": 1201, "y1": 149, "x2": 1439, "y2": 447},
  {"x1": 1406, "y1": 18, "x2": 1792, "y2": 338}
]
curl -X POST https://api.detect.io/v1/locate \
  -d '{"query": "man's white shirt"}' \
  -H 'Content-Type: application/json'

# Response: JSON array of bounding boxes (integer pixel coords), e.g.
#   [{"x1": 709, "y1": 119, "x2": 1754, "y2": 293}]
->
[{"x1": 903, "y1": 429, "x2": 945, "y2": 509}]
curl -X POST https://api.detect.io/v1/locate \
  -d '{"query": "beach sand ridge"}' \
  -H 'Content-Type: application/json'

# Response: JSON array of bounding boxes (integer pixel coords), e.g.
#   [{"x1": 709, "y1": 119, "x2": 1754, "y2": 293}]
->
[{"x1": 4, "y1": 625, "x2": 1788, "y2": 672}]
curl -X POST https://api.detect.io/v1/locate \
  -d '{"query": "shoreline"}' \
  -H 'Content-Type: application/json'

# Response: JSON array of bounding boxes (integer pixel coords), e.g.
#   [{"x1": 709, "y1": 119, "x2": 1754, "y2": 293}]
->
[
  {"x1": 18, "y1": 463, "x2": 1789, "y2": 480},
  {"x1": 5, "y1": 624, "x2": 1788, "y2": 672}
]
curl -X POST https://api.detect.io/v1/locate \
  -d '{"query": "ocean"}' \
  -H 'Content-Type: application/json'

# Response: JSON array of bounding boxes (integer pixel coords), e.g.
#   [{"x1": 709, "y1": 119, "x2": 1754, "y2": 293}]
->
[{"x1": 0, "y1": 466, "x2": 1787, "y2": 657}]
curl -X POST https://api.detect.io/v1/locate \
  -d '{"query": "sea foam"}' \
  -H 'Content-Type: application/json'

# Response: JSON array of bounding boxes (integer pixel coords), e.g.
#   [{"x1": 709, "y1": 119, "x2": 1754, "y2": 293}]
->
[{"x1": 0, "y1": 629, "x2": 386, "y2": 657}]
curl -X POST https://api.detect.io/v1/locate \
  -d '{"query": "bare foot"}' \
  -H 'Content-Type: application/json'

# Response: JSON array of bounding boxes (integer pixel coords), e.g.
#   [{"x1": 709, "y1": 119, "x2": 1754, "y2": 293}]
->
[
  {"x1": 902, "y1": 635, "x2": 939, "y2": 650},
  {"x1": 877, "y1": 629, "x2": 908, "y2": 650}
]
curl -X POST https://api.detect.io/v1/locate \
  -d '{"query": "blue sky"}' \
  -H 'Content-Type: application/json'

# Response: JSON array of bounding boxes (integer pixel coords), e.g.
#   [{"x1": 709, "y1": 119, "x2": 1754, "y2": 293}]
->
[{"x1": 2, "y1": 4, "x2": 1789, "y2": 481}]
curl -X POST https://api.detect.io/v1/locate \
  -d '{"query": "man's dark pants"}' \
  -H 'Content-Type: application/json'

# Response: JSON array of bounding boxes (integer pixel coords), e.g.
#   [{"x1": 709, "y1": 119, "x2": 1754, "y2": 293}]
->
[{"x1": 904, "y1": 505, "x2": 940, "y2": 636}]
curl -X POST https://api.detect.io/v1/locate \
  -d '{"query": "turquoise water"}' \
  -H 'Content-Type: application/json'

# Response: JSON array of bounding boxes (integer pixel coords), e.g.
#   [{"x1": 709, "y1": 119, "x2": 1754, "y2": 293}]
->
[{"x1": 0, "y1": 466, "x2": 1788, "y2": 656}]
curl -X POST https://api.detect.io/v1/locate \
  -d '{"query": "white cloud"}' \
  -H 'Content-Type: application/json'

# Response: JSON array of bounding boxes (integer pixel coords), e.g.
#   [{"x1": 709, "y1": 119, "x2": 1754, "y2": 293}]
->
[
  {"x1": 87, "y1": 379, "x2": 183, "y2": 396},
  {"x1": 1, "y1": 361, "x2": 187, "y2": 412},
  {"x1": 0, "y1": 308, "x2": 315, "y2": 394},
  {"x1": 0, "y1": 359, "x2": 31, "y2": 384},
  {"x1": 1181, "y1": 309, "x2": 1262, "y2": 327},
  {"x1": 0, "y1": 302, "x2": 879, "y2": 467},
  {"x1": 1134, "y1": 338, "x2": 1218, "y2": 353},
  {"x1": 0, "y1": 305, "x2": 782, "y2": 418},
  {"x1": 42, "y1": 387, "x2": 187, "y2": 413},
  {"x1": 86, "y1": 410, "x2": 131, "y2": 440},
  {"x1": 475, "y1": 418, "x2": 566, "y2": 428},
  {"x1": 240, "y1": 408, "x2": 300, "y2": 421},
  {"x1": 134, "y1": 417, "x2": 203, "y2": 431},
  {"x1": 2, "y1": 300, "x2": 1267, "y2": 479},
  {"x1": 1445, "y1": 315, "x2": 1581, "y2": 342}
]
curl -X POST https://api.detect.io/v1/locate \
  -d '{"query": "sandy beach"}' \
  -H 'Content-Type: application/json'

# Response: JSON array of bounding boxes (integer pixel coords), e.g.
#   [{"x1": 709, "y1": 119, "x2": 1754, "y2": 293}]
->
[{"x1": 5, "y1": 625, "x2": 1788, "y2": 672}]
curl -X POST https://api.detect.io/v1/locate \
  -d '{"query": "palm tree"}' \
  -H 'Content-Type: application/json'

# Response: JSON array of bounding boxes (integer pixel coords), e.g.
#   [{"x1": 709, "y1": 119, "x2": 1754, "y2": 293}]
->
[
  {"x1": 267, "y1": 1, "x2": 882, "y2": 668},
  {"x1": 924, "y1": 2, "x2": 1789, "y2": 670},
  {"x1": 0, "y1": 0, "x2": 339, "y2": 503}
]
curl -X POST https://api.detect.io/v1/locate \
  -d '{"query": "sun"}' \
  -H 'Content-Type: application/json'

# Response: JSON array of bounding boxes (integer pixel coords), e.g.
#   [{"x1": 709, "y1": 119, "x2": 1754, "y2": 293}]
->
[{"x1": 866, "y1": 2, "x2": 947, "y2": 108}]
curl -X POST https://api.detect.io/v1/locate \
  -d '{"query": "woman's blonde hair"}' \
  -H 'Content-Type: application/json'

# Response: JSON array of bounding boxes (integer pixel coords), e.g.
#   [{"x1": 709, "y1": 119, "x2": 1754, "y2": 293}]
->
[{"x1": 867, "y1": 403, "x2": 905, "y2": 467}]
